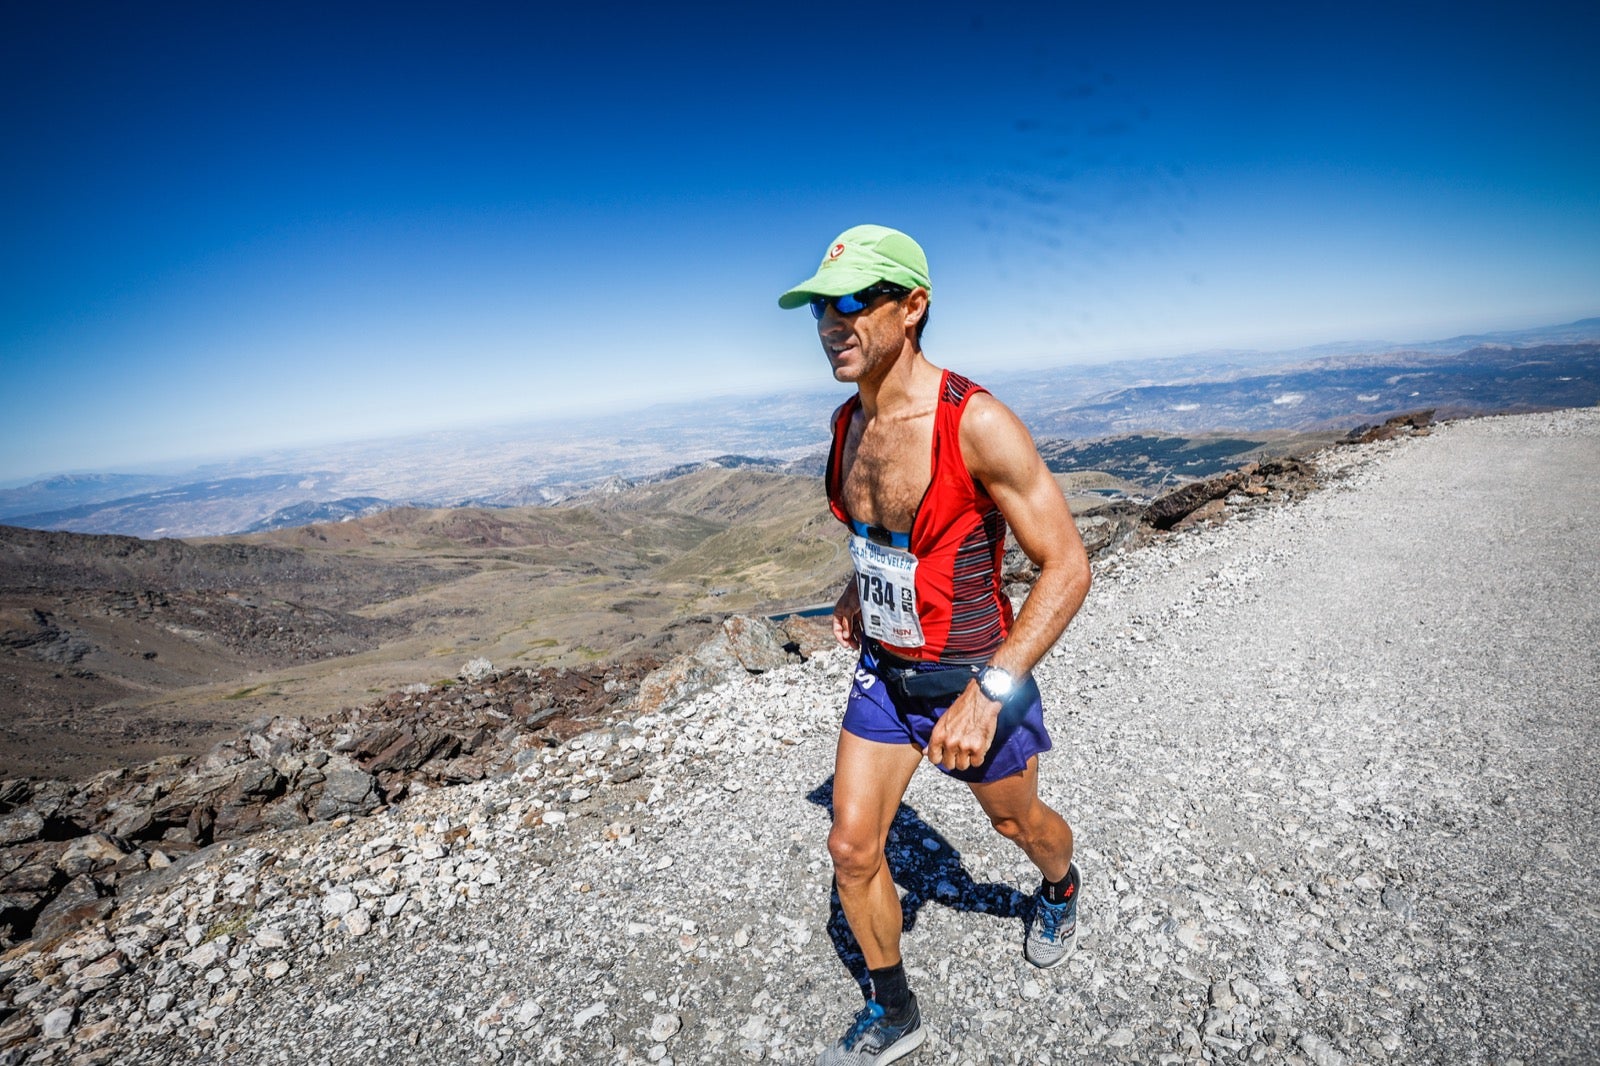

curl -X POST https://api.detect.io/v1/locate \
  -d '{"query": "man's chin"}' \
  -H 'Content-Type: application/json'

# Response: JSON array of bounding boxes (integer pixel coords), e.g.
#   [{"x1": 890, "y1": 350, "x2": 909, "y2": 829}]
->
[{"x1": 830, "y1": 365, "x2": 858, "y2": 383}]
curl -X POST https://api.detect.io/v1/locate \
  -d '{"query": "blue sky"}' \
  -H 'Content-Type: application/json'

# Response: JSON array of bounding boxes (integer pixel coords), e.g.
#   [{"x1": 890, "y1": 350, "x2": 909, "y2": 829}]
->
[{"x1": 3, "y1": 1, "x2": 1597, "y2": 482}]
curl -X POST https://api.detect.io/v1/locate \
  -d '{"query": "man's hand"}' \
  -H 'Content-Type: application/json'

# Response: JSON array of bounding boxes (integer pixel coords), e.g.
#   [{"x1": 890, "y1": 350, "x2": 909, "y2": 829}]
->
[
  {"x1": 833, "y1": 581, "x2": 862, "y2": 649},
  {"x1": 924, "y1": 683, "x2": 1000, "y2": 772}
]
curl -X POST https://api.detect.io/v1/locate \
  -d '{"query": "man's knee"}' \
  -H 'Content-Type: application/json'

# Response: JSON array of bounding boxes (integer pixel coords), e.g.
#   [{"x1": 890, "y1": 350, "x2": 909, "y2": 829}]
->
[
  {"x1": 986, "y1": 810, "x2": 1030, "y2": 846},
  {"x1": 827, "y1": 825, "x2": 885, "y2": 884},
  {"x1": 985, "y1": 800, "x2": 1061, "y2": 849}
]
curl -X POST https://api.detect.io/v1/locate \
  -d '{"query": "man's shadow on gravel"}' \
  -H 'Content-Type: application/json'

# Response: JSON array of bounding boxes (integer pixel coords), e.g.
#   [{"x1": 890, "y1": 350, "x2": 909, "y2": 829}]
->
[{"x1": 807, "y1": 777, "x2": 1028, "y2": 999}]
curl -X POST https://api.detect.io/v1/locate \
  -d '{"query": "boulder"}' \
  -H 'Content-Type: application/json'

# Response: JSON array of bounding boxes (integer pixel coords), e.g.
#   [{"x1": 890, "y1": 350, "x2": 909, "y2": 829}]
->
[
  {"x1": 1341, "y1": 409, "x2": 1435, "y2": 444},
  {"x1": 259, "y1": 795, "x2": 311, "y2": 831},
  {"x1": 312, "y1": 757, "x2": 378, "y2": 820},
  {"x1": 18, "y1": 779, "x2": 73, "y2": 824},
  {"x1": 0, "y1": 840, "x2": 70, "y2": 895},
  {"x1": 635, "y1": 630, "x2": 748, "y2": 713},
  {"x1": 0, "y1": 809, "x2": 44, "y2": 847},
  {"x1": 1145, "y1": 471, "x2": 1245, "y2": 531},
  {"x1": 777, "y1": 615, "x2": 834, "y2": 660},
  {"x1": 721, "y1": 615, "x2": 795, "y2": 673},
  {"x1": 30, "y1": 874, "x2": 112, "y2": 945},
  {"x1": 55, "y1": 834, "x2": 127, "y2": 879},
  {"x1": 362, "y1": 727, "x2": 460, "y2": 776},
  {"x1": 1075, "y1": 502, "x2": 1145, "y2": 560}
]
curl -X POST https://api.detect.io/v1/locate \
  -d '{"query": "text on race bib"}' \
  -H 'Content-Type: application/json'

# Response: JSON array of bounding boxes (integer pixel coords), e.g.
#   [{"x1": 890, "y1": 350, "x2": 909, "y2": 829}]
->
[{"x1": 848, "y1": 534, "x2": 925, "y2": 648}]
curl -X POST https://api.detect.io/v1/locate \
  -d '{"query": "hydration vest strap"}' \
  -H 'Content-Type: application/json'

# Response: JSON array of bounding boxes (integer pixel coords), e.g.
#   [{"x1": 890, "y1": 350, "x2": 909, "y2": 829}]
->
[{"x1": 850, "y1": 519, "x2": 911, "y2": 549}]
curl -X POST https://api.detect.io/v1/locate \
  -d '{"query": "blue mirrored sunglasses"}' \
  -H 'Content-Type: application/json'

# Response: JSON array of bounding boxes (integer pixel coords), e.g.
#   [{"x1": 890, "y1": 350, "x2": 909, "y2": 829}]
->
[{"x1": 809, "y1": 283, "x2": 910, "y2": 320}]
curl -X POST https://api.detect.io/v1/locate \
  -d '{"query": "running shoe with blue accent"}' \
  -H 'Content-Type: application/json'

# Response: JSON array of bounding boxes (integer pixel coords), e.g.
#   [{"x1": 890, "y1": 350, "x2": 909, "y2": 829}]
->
[
  {"x1": 1024, "y1": 864, "x2": 1080, "y2": 968},
  {"x1": 817, "y1": 996, "x2": 925, "y2": 1065}
]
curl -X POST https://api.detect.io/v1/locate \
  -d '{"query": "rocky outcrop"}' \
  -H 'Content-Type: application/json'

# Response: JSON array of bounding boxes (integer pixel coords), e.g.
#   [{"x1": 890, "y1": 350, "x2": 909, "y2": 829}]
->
[
  {"x1": 1340, "y1": 408, "x2": 1435, "y2": 444},
  {"x1": 0, "y1": 609, "x2": 92, "y2": 665},
  {"x1": 1143, "y1": 457, "x2": 1319, "y2": 532},
  {"x1": 0, "y1": 614, "x2": 831, "y2": 952},
  {"x1": 635, "y1": 615, "x2": 800, "y2": 714}
]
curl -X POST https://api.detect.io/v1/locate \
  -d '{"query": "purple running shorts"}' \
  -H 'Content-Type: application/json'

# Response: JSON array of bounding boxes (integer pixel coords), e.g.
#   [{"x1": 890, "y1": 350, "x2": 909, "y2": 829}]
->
[{"x1": 842, "y1": 651, "x2": 1053, "y2": 783}]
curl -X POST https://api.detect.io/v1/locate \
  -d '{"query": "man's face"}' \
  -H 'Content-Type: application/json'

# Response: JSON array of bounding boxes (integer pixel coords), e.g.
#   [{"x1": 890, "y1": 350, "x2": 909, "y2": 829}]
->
[{"x1": 815, "y1": 289, "x2": 909, "y2": 385}]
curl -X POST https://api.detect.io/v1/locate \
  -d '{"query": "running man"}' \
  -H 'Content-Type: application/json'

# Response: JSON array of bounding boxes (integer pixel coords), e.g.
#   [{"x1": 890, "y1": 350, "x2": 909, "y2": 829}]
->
[{"x1": 778, "y1": 225, "x2": 1093, "y2": 1064}]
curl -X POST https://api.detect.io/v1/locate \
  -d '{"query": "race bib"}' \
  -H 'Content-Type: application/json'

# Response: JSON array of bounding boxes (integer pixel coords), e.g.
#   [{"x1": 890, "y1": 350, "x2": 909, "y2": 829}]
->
[{"x1": 849, "y1": 534, "x2": 925, "y2": 648}]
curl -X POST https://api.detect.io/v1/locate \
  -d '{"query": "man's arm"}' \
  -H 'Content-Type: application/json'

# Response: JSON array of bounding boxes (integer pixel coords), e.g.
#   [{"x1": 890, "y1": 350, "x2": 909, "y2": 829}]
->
[
  {"x1": 925, "y1": 392, "x2": 1091, "y2": 772},
  {"x1": 833, "y1": 573, "x2": 862, "y2": 649}
]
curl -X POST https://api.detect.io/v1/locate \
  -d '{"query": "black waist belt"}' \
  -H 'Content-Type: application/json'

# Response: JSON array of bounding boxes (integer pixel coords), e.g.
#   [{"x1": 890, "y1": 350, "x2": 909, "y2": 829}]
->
[
  {"x1": 862, "y1": 638, "x2": 1041, "y2": 712},
  {"x1": 863, "y1": 638, "x2": 983, "y2": 700}
]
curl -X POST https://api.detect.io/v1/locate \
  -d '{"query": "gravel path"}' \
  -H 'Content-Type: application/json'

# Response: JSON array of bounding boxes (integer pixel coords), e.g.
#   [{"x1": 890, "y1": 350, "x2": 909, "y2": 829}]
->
[{"x1": 11, "y1": 408, "x2": 1598, "y2": 1065}]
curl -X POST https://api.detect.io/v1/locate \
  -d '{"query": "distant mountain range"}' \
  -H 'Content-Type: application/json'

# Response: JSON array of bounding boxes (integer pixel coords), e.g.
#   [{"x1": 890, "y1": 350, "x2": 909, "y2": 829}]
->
[{"x1": 3, "y1": 319, "x2": 1596, "y2": 538}]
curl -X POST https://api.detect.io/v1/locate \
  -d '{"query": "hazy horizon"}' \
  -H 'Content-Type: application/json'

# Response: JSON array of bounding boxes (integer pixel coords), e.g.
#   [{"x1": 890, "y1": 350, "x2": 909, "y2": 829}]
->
[{"x1": 4, "y1": 312, "x2": 1597, "y2": 491}]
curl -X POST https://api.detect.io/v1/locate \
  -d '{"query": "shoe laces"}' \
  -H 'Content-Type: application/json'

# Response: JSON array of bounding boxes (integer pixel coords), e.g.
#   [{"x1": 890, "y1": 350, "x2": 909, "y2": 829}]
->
[
  {"x1": 844, "y1": 1001, "x2": 886, "y2": 1049},
  {"x1": 1037, "y1": 896, "x2": 1068, "y2": 942}
]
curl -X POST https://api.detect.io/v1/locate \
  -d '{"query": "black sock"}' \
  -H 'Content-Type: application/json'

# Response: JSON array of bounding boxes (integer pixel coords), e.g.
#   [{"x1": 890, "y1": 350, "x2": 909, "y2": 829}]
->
[
  {"x1": 869, "y1": 962, "x2": 912, "y2": 1019},
  {"x1": 1042, "y1": 863, "x2": 1078, "y2": 906}
]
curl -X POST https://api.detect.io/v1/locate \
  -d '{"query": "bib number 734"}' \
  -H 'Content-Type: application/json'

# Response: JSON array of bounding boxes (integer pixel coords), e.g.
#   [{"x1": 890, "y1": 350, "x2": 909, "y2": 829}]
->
[{"x1": 848, "y1": 534, "x2": 925, "y2": 648}]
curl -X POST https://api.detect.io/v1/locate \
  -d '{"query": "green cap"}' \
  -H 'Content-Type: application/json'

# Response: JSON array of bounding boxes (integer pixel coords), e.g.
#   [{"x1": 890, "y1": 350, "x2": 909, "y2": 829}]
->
[{"x1": 777, "y1": 224, "x2": 932, "y2": 309}]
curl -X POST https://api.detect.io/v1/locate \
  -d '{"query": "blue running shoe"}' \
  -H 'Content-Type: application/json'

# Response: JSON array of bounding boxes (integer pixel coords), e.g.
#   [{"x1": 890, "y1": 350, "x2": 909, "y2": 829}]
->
[
  {"x1": 1024, "y1": 864, "x2": 1079, "y2": 968},
  {"x1": 817, "y1": 996, "x2": 925, "y2": 1065}
]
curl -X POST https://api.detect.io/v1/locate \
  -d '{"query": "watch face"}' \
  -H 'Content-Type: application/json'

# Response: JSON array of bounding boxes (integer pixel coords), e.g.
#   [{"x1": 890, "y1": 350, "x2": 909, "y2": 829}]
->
[{"x1": 980, "y1": 667, "x2": 1015, "y2": 700}]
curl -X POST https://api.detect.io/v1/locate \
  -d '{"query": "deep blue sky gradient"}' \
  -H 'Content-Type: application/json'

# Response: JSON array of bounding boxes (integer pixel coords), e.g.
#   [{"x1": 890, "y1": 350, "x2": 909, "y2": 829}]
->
[{"x1": 3, "y1": 1, "x2": 1597, "y2": 481}]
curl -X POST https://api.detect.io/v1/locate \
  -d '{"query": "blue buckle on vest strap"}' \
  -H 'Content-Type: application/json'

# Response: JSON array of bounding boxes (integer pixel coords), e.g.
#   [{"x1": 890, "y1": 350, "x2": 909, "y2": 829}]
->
[{"x1": 851, "y1": 519, "x2": 910, "y2": 549}]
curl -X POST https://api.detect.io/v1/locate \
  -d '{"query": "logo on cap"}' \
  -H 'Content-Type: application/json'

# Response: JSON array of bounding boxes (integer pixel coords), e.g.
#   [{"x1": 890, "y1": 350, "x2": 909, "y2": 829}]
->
[{"x1": 828, "y1": 243, "x2": 845, "y2": 260}]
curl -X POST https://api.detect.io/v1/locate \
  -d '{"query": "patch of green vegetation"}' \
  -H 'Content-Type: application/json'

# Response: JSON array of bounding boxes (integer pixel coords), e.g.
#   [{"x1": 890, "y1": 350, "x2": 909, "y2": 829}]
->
[
  {"x1": 523, "y1": 637, "x2": 559, "y2": 649},
  {"x1": 224, "y1": 685, "x2": 264, "y2": 701},
  {"x1": 203, "y1": 913, "x2": 250, "y2": 943},
  {"x1": 1041, "y1": 434, "x2": 1266, "y2": 484}
]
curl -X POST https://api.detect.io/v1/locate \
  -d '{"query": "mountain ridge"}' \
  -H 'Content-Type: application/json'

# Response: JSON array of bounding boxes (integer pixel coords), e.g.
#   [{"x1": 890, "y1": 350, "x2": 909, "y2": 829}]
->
[{"x1": 5, "y1": 321, "x2": 1596, "y2": 538}]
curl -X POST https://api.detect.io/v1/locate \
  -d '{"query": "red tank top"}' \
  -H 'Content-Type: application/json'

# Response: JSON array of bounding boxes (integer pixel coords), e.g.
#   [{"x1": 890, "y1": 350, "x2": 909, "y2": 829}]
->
[{"x1": 825, "y1": 370, "x2": 1013, "y2": 665}]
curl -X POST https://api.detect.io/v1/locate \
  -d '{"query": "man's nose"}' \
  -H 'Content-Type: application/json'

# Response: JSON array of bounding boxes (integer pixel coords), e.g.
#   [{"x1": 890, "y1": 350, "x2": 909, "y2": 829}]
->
[{"x1": 817, "y1": 304, "x2": 849, "y2": 332}]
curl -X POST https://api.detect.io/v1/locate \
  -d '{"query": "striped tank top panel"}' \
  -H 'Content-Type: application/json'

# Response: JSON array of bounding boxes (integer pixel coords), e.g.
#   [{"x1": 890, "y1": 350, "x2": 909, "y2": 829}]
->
[{"x1": 826, "y1": 370, "x2": 1013, "y2": 665}]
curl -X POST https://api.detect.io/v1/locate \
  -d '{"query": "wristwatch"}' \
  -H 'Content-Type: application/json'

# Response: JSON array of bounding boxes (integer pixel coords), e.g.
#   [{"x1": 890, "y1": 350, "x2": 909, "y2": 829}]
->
[{"x1": 977, "y1": 665, "x2": 1020, "y2": 703}]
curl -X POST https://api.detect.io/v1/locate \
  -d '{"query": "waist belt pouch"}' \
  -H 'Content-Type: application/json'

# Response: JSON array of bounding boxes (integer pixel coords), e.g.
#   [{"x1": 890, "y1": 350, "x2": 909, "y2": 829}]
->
[{"x1": 895, "y1": 666, "x2": 980, "y2": 701}]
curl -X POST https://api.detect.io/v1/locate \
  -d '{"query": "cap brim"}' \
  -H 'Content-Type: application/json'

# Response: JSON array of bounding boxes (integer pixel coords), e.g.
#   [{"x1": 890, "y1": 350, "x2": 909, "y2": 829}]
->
[{"x1": 777, "y1": 267, "x2": 886, "y2": 309}]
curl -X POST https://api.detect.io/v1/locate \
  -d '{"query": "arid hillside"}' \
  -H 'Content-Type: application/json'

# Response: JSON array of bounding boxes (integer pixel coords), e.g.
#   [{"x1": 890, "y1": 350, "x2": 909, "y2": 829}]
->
[
  {"x1": 0, "y1": 423, "x2": 1341, "y2": 785},
  {"x1": 0, "y1": 468, "x2": 841, "y2": 781}
]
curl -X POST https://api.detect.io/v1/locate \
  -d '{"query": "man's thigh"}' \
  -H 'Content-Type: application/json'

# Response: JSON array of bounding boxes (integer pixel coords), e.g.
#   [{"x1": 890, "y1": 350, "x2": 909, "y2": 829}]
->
[
  {"x1": 830, "y1": 729, "x2": 923, "y2": 843},
  {"x1": 965, "y1": 754, "x2": 1043, "y2": 823}
]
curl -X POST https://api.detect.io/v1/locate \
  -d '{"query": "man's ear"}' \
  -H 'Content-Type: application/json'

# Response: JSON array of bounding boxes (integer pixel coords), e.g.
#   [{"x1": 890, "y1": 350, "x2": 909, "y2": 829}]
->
[{"x1": 903, "y1": 287, "x2": 929, "y2": 331}]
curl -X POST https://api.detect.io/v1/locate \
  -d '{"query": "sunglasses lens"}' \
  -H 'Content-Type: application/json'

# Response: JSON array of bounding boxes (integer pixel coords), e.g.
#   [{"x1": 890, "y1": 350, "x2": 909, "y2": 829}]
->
[{"x1": 810, "y1": 287, "x2": 889, "y2": 319}]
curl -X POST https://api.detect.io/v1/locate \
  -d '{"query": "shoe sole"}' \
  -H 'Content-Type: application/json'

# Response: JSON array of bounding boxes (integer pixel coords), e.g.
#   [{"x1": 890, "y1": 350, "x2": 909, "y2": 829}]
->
[
  {"x1": 1025, "y1": 935, "x2": 1077, "y2": 968},
  {"x1": 874, "y1": 1026, "x2": 926, "y2": 1063}
]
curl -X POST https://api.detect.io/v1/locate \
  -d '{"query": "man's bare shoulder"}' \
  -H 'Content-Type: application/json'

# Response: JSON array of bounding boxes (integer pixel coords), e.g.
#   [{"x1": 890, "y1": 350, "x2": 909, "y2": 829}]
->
[{"x1": 959, "y1": 390, "x2": 1040, "y2": 469}]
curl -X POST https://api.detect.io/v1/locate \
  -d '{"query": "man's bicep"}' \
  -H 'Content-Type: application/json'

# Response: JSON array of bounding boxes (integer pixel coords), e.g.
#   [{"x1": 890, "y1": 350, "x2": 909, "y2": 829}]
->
[
  {"x1": 998, "y1": 462, "x2": 1085, "y2": 570},
  {"x1": 963, "y1": 398, "x2": 1083, "y2": 568}
]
